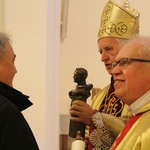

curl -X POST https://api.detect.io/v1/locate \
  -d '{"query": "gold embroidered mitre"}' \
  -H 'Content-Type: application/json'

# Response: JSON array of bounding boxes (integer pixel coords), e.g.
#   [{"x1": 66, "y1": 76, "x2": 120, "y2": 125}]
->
[{"x1": 98, "y1": 0, "x2": 140, "y2": 40}]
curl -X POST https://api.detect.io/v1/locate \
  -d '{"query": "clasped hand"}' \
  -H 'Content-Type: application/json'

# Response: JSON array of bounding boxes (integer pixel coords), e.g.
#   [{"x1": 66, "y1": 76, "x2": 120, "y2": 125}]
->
[{"x1": 70, "y1": 100, "x2": 94, "y2": 126}]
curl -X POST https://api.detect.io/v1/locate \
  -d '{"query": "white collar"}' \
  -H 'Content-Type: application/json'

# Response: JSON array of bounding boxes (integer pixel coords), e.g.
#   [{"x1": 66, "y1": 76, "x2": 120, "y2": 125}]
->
[{"x1": 128, "y1": 90, "x2": 150, "y2": 115}]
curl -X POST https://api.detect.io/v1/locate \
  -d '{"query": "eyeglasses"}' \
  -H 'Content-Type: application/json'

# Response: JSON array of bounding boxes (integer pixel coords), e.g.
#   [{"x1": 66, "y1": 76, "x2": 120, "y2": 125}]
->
[{"x1": 112, "y1": 58, "x2": 150, "y2": 68}]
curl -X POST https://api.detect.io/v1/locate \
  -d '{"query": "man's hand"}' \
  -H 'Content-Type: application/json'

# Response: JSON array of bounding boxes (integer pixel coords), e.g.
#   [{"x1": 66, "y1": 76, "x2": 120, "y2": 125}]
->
[{"x1": 70, "y1": 100, "x2": 94, "y2": 125}]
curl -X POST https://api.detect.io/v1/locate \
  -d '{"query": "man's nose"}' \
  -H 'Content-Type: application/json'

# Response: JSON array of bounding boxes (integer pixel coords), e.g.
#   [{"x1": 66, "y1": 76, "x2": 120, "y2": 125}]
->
[
  {"x1": 112, "y1": 65, "x2": 122, "y2": 76},
  {"x1": 101, "y1": 51, "x2": 109, "y2": 62}
]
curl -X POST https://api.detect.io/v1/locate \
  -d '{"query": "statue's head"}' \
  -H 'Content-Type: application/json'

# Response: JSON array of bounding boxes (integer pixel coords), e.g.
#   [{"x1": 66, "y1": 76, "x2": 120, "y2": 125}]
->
[{"x1": 73, "y1": 68, "x2": 88, "y2": 84}]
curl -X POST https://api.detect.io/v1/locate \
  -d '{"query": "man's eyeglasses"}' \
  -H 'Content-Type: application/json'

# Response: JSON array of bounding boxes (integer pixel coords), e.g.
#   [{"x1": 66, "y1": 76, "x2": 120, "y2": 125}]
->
[{"x1": 112, "y1": 58, "x2": 150, "y2": 69}]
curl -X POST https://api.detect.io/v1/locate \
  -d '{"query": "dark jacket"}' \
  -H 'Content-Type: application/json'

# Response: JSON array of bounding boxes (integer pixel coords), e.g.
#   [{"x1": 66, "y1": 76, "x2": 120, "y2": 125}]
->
[{"x1": 0, "y1": 82, "x2": 39, "y2": 150}]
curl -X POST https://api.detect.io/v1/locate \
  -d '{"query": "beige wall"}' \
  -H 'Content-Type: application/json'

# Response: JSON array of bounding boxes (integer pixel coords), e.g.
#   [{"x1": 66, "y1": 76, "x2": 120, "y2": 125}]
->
[
  {"x1": 60, "y1": 0, "x2": 150, "y2": 115},
  {"x1": 3, "y1": 0, "x2": 60, "y2": 150}
]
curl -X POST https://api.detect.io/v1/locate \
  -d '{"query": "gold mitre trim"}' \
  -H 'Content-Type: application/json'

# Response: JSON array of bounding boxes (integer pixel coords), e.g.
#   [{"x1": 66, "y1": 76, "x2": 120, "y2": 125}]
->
[{"x1": 98, "y1": 0, "x2": 140, "y2": 41}]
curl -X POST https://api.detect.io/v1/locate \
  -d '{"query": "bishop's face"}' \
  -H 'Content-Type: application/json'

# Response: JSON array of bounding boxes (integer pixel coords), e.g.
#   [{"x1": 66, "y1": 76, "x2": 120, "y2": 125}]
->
[{"x1": 98, "y1": 37, "x2": 121, "y2": 75}]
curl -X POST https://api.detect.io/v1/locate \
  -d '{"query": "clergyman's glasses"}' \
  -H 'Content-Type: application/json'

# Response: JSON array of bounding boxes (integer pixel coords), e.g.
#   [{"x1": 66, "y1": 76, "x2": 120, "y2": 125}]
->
[{"x1": 112, "y1": 58, "x2": 150, "y2": 68}]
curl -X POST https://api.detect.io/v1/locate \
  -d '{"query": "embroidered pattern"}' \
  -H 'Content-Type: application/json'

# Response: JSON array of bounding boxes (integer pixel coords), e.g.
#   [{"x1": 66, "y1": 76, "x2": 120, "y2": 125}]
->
[
  {"x1": 90, "y1": 112, "x2": 113, "y2": 150},
  {"x1": 99, "y1": 92, "x2": 124, "y2": 117},
  {"x1": 99, "y1": 2, "x2": 128, "y2": 37}
]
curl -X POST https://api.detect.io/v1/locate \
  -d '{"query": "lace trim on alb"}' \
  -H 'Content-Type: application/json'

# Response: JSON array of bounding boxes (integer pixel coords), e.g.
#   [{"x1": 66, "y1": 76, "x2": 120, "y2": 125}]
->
[{"x1": 89, "y1": 112, "x2": 113, "y2": 150}]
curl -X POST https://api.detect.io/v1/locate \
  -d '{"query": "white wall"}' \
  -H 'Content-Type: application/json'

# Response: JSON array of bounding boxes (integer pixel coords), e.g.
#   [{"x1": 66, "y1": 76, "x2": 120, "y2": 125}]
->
[
  {"x1": 4, "y1": 0, "x2": 60, "y2": 150},
  {"x1": 60, "y1": 0, "x2": 150, "y2": 115}
]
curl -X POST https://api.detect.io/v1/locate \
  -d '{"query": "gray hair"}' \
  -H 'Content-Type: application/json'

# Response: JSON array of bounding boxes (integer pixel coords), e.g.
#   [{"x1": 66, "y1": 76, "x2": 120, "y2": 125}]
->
[
  {"x1": 116, "y1": 38, "x2": 132, "y2": 48},
  {"x1": 0, "y1": 32, "x2": 11, "y2": 53},
  {"x1": 139, "y1": 37, "x2": 150, "y2": 68},
  {"x1": 129, "y1": 35, "x2": 150, "y2": 68},
  {"x1": 138, "y1": 37, "x2": 150, "y2": 59}
]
